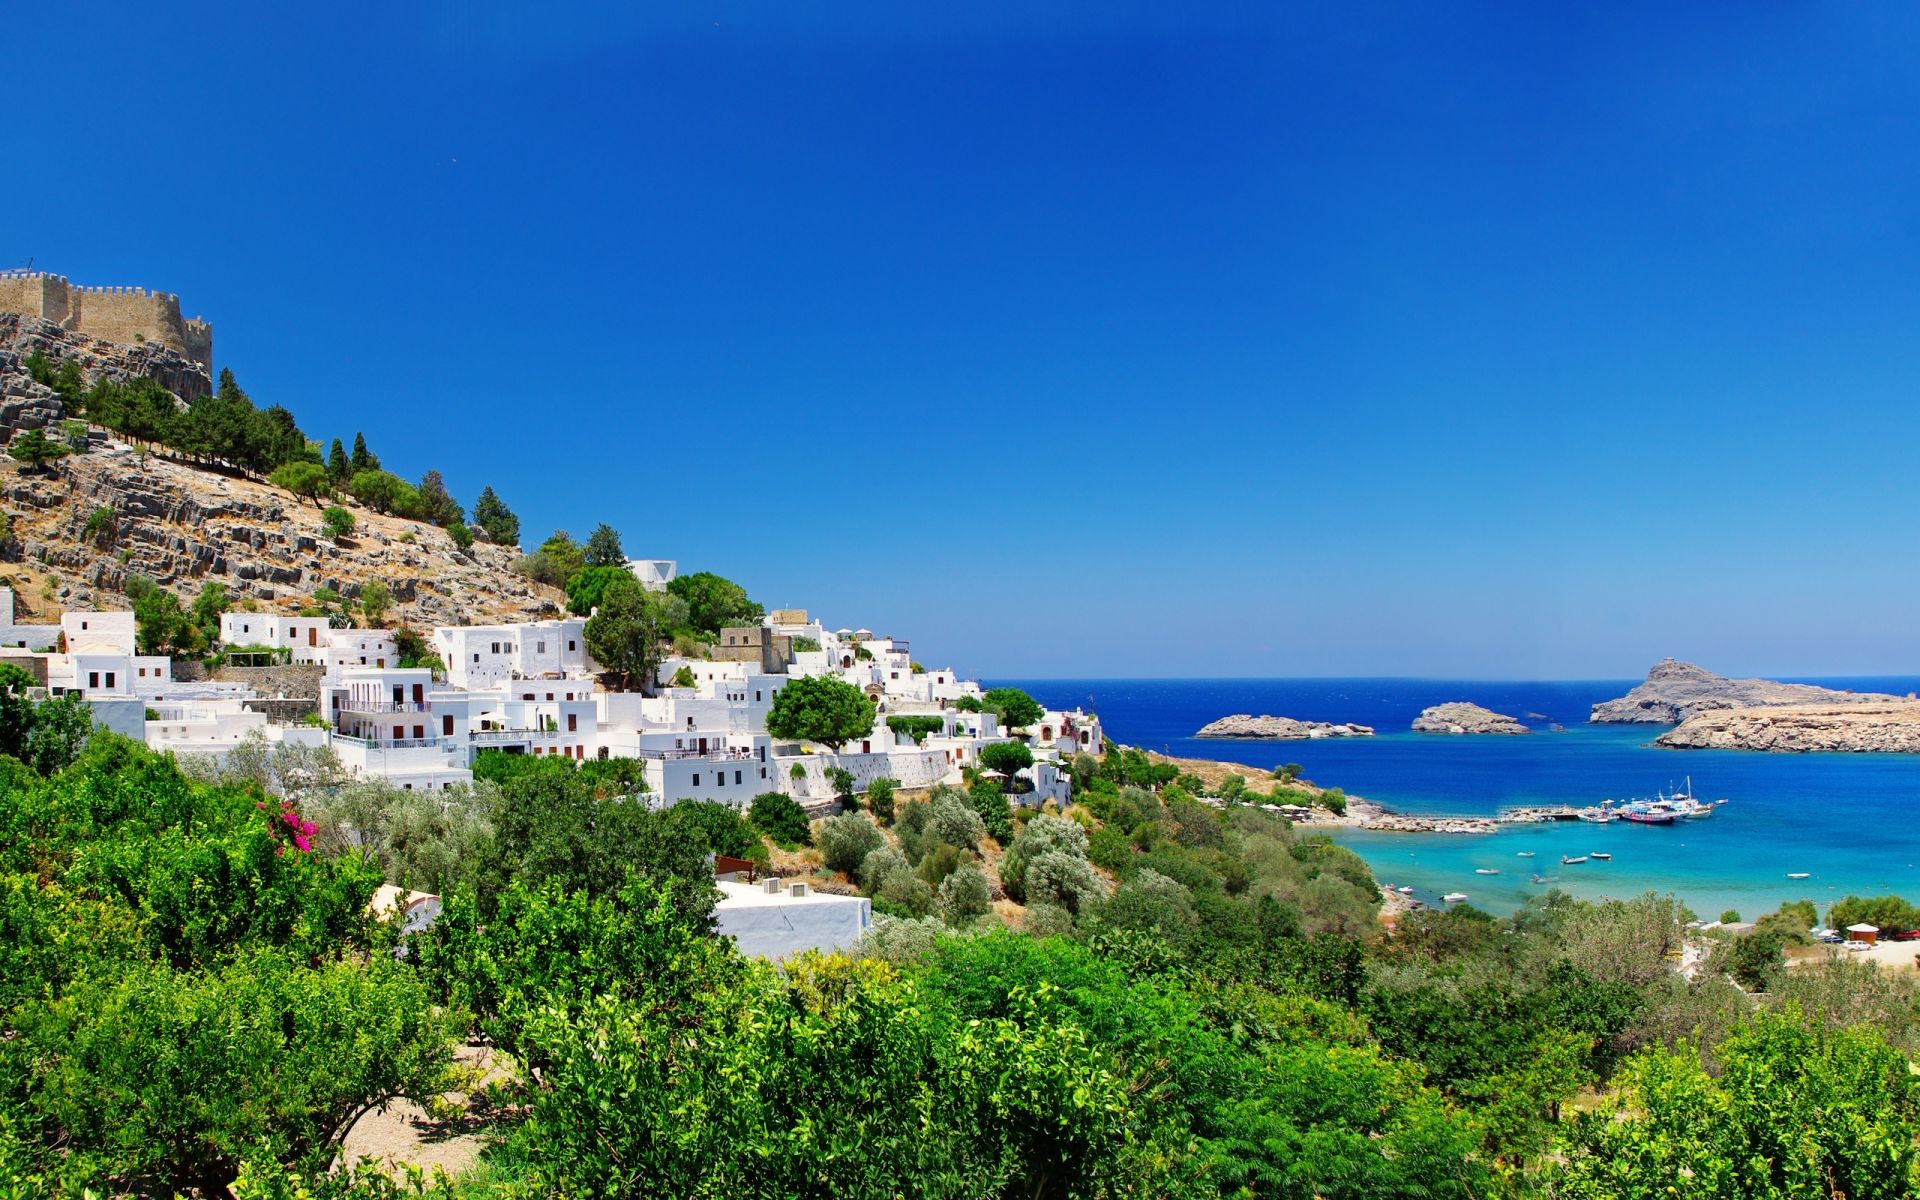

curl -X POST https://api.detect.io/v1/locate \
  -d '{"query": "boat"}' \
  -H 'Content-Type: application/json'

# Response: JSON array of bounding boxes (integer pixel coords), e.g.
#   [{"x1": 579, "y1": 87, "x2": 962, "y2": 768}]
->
[
  {"x1": 1442, "y1": 892, "x2": 1469, "y2": 903},
  {"x1": 1474, "y1": 868, "x2": 1499, "y2": 875},
  {"x1": 1516, "y1": 851, "x2": 1535, "y2": 857},
  {"x1": 1589, "y1": 852, "x2": 1612, "y2": 861},
  {"x1": 1618, "y1": 805, "x2": 1677, "y2": 826},
  {"x1": 1397, "y1": 885, "x2": 1415, "y2": 893},
  {"x1": 1787, "y1": 872, "x2": 1811, "y2": 880},
  {"x1": 1578, "y1": 809, "x2": 1615, "y2": 823},
  {"x1": 1561, "y1": 854, "x2": 1589, "y2": 865}
]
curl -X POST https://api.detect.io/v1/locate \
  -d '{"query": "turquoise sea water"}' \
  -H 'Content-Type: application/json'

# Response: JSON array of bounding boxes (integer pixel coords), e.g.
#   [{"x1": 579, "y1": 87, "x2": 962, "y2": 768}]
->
[{"x1": 997, "y1": 678, "x2": 1920, "y2": 920}]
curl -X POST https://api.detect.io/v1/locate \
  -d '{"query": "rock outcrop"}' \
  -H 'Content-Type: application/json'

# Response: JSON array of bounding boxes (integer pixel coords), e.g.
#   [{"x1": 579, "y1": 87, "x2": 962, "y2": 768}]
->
[
  {"x1": 0, "y1": 446, "x2": 561, "y2": 629},
  {"x1": 1589, "y1": 659, "x2": 1900, "y2": 724},
  {"x1": 1195, "y1": 714, "x2": 1374, "y2": 739},
  {"x1": 1411, "y1": 702, "x2": 1529, "y2": 735},
  {"x1": 1655, "y1": 701, "x2": 1920, "y2": 753},
  {"x1": 0, "y1": 312, "x2": 212, "y2": 440}
]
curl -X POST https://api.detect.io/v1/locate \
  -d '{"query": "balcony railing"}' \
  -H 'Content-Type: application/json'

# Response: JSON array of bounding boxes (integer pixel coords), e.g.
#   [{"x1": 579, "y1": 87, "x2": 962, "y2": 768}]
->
[
  {"x1": 332, "y1": 733, "x2": 449, "y2": 750},
  {"x1": 471, "y1": 727, "x2": 566, "y2": 744},
  {"x1": 636, "y1": 746, "x2": 756, "y2": 761},
  {"x1": 337, "y1": 699, "x2": 430, "y2": 714}
]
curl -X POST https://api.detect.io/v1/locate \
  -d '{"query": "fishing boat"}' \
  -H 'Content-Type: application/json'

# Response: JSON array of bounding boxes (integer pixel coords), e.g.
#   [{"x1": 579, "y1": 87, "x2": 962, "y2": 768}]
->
[
  {"x1": 1561, "y1": 854, "x2": 1589, "y2": 865},
  {"x1": 1589, "y1": 852, "x2": 1612, "y2": 861},
  {"x1": 1475, "y1": 868, "x2": 1499, "y2": 875},
  {"x1": 1617, "y1": 804, "x2": 1677, "y2": 826},
  {"x1": 1787, "y1": 872, "x2": 1811, "y2": 880},
  {"x1": 1442, "y1": 892, "x2": 1468, "y2": 903},
  {"x1": 1578, "y1": 809, "x2": 1615, "y2": 823}
]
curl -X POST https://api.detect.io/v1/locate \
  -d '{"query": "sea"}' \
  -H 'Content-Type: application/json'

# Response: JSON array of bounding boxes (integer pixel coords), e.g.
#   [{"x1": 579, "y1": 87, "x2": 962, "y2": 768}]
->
[{"x1": 994, "y1": 677, "x2": 1920, "y2": 921}]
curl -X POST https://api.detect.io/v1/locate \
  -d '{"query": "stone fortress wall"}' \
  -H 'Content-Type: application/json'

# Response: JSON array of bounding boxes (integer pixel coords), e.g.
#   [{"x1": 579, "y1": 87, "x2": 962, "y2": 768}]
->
[{"x1": 0, "y1": 272, "x2": 212, "y2": 369}]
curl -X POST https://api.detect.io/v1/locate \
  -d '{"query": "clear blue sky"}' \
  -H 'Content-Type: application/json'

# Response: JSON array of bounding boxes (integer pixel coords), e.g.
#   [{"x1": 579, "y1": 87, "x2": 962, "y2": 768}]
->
[{"x1": 8, "y1": 3, "x2": 1920, "y2": 680}]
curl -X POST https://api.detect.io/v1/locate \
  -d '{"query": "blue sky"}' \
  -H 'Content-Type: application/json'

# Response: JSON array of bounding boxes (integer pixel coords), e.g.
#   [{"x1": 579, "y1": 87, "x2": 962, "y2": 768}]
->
[{"x1": 7, "y1": 3, "x2": 1920, "y2": 679}]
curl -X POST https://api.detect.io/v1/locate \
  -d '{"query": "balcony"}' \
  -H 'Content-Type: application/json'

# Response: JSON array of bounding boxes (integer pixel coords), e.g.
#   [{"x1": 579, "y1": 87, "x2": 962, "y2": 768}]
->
[
  {"x1": 333, "y1": 733, "x2": 448, "y2": 750},
  {"x1": 337, "y1": 699, "x2": 430, "y2": 715},
  {"x1": 636, "y1": 746, "x2": 756, "y2": 761},
  {"x1": 471, "y1": 727, "x2": 566, "y2": 745}
]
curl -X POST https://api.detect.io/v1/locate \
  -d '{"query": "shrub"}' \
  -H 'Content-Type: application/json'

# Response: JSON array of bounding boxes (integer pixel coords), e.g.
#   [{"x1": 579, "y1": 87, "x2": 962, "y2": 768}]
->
[
  {"x1": 928, "y1": 787, "x2": 986, "y2": 854},
  {"x1": 977, "y1": 740, "x2": 1034, "y2": 777},
  {"x1": 1001, "y1": 814, "x2": 1092, "y2": 903},
  {"x1": 866, "y1": 776, "x2": 898, "y2": 823},
  {"x1": 860, "y1": 846, "x2": 909, "y2": 894},
  {"x1": 748, "y1": 791, "x2": 812, "y2": 848},
  {"x1": 826, "y1": 766, "x2": 856, "y2": 800},
  {"x1": 1025, "y1": 851, "x2": 1106, "y2": 914},
  {"x1": 878, "y1": 871, "x2": 936, "y2": 917},
  {"x1": 447, "y1": 521, "x2": 474, "y2": 550},
  {"x1": 915, "y1": 841, "x2": 969, "y2": 890},
  {"x1": 321, "y1": 505, "x2": 355, "y2": 539},
  {"x1": 819, "y1": 812, "x2": 884, "y2": 876},
  {"x1": 939, "y1": 862, "x2": 993, "y2": 924}
]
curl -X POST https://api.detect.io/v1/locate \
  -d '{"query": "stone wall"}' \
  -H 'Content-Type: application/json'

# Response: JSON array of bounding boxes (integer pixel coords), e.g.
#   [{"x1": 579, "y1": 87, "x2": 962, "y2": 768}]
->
[
  {"x1": 209, "y1": 664, "x2": 326, "y2": 700},
  {"x1": 0, "y1": 273, "x2": 212, "y2": 369}
]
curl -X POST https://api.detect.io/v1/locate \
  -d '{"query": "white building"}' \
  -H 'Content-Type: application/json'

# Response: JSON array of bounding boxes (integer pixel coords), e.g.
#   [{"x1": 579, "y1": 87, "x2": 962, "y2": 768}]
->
[
  {"x1": 322, "y1": 628, "x2": 399, "y2": 671},
  {"x1": 218, "y1": 613, "x2": 335, "y2": 663},
  {"x1": 435, "y1": 618, "x2": 590, "y2": 691},
  {"x1": 0, "y1": 588, "x2": 60, "y2": 650},
  {"x1": 714, "y1": 877, "x2": 872, "y2": 960},
  {"x1": 144, "y1": 698, "x2": 272, "y2": 760},
  {"x1": 626, "y1": 559, "x2": 677, "y2": 591}
]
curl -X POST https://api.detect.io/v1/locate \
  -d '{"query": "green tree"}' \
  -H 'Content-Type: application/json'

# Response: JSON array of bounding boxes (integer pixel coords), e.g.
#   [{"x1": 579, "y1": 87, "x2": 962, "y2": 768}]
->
[
  {"x1": 267, "y1": 461, "x2": 329, "y2": 506},
  {"x1": 764, "y1": 675, "x2": 876, "y2": 751},
  {"x1": 7, "y1": 427, "x2": 70, "y2": 472},
  {"x1": 666, "y1": 570, "x2": 764, "y2": 636},
  {"x1": 583, "y1": 522, "x2": 625, "y2": 567},
  {"x1": 347, "y1": 469, "x2": 402, "y2": 514},
  {"x1": 320, "y1": 505, "x2": 355, "y2": 539},
  {"x1": 866, "y1": 776, "x2": 898, "y2": 823},
  {"x1": 668, "y1": 664, "x2": 698, "y2": 688},
  {"x1": 978, "y1": 740, "x2": 1034, "y2": 777},
  {"x1": 748, "y1": 791, "x2": 813, "y2": 848},
  {"x1": 188, "y1": 581, "x2": 229, "y2": 647},
  {"x1": 447, "y1": 520, "x2": 474, "y2": 550},
  {"x1": 539, "y1": 530, "x2": 587, "y2": 587},
  {"x1": 939, "y1": 862, "x2": 993, "y2": 923},
  {"x1": 414, "y1": 469, "x2": 463, "y2": 526},
  {"x1": 565, "y1": 563, "x2": 635, "y2": 616},
  {"x1": 358, "y1": 581, "x2": 391, "y2": 628},
  {"x1": 583, "y1": 576, "x2": 683, "y2": 691},
  {"x1": 126, "y1": 576, "x2": 191, "y2": 656},
  {"x1": 819, "y1": 811, "x2": 885, "y2": 875},
  {"x1": 982, "y1": 687, "x2": 1045, "y2": 733},
  {"x1": 326, "y1": 438, "x2": 350, "y2": 481},
  {"x1": 350, "y1": 431, "x2": 377, "y2": 473},
  {"x1": 0, "y1": 662, "x2": 40, "y2": 760},
  {"x1": 471, "y1": 484, "x2": 520, "y2": 547}
]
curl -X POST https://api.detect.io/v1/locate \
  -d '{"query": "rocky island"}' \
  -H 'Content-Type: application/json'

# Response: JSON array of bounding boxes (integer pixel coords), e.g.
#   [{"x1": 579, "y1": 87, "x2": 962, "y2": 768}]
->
[
  {"x1": 1590, "y1": 659, "x2": 1900, "y2": 724},
  {"x1": 1411, "y1": 702, "x2": 1529, "y2": 735},
  {"x1": 1194, "y1": 714, "x2": 1374, "y2": 739},
  {"x1": 1655, "y1": 700, "x2": 1920, "y2": 753}
]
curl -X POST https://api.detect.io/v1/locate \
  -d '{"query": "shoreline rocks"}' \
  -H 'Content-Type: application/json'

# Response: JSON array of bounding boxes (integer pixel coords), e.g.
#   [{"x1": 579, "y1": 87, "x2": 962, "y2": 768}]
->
[
  {"x1": 1412, "y1": 702, "x2": 1529, "y2": 735},
  {"x1": 1590, "y1": 659, "x2": 1901, "y2": 725},
  {"x1": 1194, "y1": 714, "x2": 1374, "y2": 740},
  {"x1": 1655, "y1": 701, "x2": 1920, "y2": 753}
]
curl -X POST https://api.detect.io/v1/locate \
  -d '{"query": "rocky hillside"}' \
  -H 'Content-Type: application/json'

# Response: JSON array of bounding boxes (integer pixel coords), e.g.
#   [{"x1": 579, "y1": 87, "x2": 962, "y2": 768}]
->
[
  {"x1": 1194, "y1": 714, "x2": 1374, "y2": 739},
  {"x1": 1411, "y1": 702, "x2": 1528, "y2": 734},
  {"x1": 1, "y1": 446, "x2": 561, "y2": 627},
  {"x1": 1589, "y1": 658, "x2": 1899, "y2": 724},
  {"x1": 1655, "y1": 700, "x2": 1920, "y2": 753},
  {"x1": 0, "y1": 312, "x2": 211, "y2": 437}
]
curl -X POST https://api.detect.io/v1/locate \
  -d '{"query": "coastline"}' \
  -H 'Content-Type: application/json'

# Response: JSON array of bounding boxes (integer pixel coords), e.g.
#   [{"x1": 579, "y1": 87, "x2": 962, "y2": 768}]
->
[{"x1": 1140, "y1": 749, "x2": 1387, "y2": 828}]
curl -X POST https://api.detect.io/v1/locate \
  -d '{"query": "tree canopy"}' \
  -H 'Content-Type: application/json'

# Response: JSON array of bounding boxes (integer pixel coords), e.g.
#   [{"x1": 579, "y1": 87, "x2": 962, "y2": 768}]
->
[
  {"x1": 583, "y1": 576, "x2": 682, "y2": 691},
  {"x1": 764, "y1": 675, "x2": 876, "y2": 751},
  {"x1": 667, "y1": 570, "x2": 764, "y2": 636}
]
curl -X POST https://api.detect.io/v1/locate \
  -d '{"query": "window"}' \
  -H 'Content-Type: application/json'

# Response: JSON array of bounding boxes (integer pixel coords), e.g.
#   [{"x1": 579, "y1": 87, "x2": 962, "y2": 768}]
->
[
  {"x1": 88, "y1": 672, "x2": 98, "y2": 689},
  {"x1": 392, "y1": 725, "x2": 403, "y2": 740},
  {"x1": 443, "y1": 715, "x2": 454, "y2": 736},
  {"x1": 755, "y1": 691, "x2": 761, "y2": 702},
  {"x1": 546, "y1": 692, "x2": 553, "y2": 701},
  {"x1": 692, "y1": 773, "x2": 700, "y2": 786},
  {"x1": 491, "y1": 642, "x2": 500, "y2": 654},
  {"x1": 568, "y1": 640, "x2": 577, "y2": 652},
  {"x1": 734, "y1": 770, "x2": 741, "y2": 785},
  {"x1": 567, "y1": 714, "x2": 577, "y2": 732},
  {"x1": 105, "y1": 672, "x2": 115, "y2": 688},
  {"x1": 473, "y1": 653, "x2": 480, "y2": 663},
  {"x1": 537, "y1": 641, "x2": 546, "y2": 654}
]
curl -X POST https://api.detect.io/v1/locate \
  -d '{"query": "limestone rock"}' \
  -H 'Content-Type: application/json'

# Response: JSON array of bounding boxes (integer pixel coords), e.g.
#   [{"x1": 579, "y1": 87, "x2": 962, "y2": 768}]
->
[
  {"x1": 1412, "y1": 702, "x2": 1529, "y2": 735},
  {"x1": 1194, "y1": 714, "x2": 1374, "y2": 739},
  {"x1": 1656, "y1": 700, "x2": 1920, "y2": 753},
  {"x1": 1589, "y1": 659, "x2": 1900, "y2": 725}
]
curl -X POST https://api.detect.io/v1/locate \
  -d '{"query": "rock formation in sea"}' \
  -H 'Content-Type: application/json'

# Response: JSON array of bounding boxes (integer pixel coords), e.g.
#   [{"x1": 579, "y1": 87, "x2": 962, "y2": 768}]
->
[
  {"x1": 1194, "y1": 714, "x2": 1374, "y2": 739},
  {"x1": 1655, "y1": 701, "x2": 1920, "y2": 753},
  {"x1": 1589, "y1": 659, "x2": 1901, "y2": 724},
  {"x1": 1411, "y1": 702, "x2": 1529, "y2": 735}
]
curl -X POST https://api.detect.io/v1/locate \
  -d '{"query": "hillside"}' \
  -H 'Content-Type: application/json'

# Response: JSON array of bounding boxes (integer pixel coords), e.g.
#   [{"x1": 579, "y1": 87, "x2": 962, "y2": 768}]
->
[{"x1": 1, "y1": 446, "x2": 561, "y2": 627}]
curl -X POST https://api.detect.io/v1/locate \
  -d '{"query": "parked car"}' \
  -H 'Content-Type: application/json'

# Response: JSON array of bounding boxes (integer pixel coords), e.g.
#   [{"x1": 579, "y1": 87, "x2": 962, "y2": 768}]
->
[{"x1": 1887, "y1": 929, "x2": 1920, "y2": 942}]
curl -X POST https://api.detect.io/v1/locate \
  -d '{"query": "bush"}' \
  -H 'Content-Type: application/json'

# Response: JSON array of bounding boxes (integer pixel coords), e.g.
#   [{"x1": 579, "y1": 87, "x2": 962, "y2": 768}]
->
[
  {"x1": 878, "y1": 871, "x2": 937, "y2": 917},
  {"x1": 1001, "y1": 814, "x2": 1092, "y2": 904},
  {"x1": 977, "y1": 740, "x2": 1034, "y2": 777},
  {"x1": 320, "y1": 505, "x2": 355, "y2": 539},
  {"x1": 826, "y1": 766, "x2": 856, "y2": 800},
  {"x1": 927, "y1": 787, "x2": 986, "y2": 854},
  {"x1": 447, "y1": 521, "x2": 474, "y2": 550},
  {"x1": 1025, "y1": 851, "x2": 1106, "y2": 914},
  {"x1": 969, "y1": 779, "x2": 1015, "y2": 844},
  {"x1": 859, "y1": 846, "x2": 909, "y2": 894},
  {"x1": 819, "y1": 812, "x2": 884, "y2": 876},
  {"x1": 939, "y1": 862, "x2": 993, "y2": 924},
  {"x1": 748, "y1": 791, "x2": 812, "y2": 848},
  {"x1": 915, "y1": 841, "x2": 969, "y2": 889},
  {"x1": 866, "y1": 776, "x2": 898, "y2": 823}
]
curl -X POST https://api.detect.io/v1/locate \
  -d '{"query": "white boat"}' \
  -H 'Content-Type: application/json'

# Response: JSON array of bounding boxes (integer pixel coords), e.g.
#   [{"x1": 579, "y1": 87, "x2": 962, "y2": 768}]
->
[
  {"x1": 1561, "y1": 854, "x2": 1589, "y2": 865},
  {"x1": 1787, "y1": 872, "x2": 1811, "y2": 880},
  {"x1": 1442, "y1": 892, "x2": 1469, "y2": 903},
  {"x1": 1474, "y1": 868, "x2": 1499, "y2": 875},
  {"x1": 1590, "y1": 852, "x2": 1611, "y2": 861},
  {"x1": 1516, "y1": 851, "x2": 1536, "y2": 858},
  {"x1": 1397, "y1": 885, "x2": 1415, "y2": 894}
]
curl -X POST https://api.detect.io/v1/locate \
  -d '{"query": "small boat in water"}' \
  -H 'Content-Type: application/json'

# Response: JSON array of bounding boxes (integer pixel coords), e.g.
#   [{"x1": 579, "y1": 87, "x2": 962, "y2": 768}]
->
[
  {"x1": 1397, "y1": 885, "x2": 1415, "y2": 893},
  {"x1": 1442, "y1": 892, "x2": 1469, "y2": 903},
  {"x1": 1475, "y1": 868, "x2": 1499, "y2": 875},
  {"x1": 1787, "y1": 872, "x2": 1811, "y2": 880},
  {"x1": 1516, "y1": 851, "x2": 1536, "y2": 857},
  {"x1": 1561, "y1": 854, "x2": 1589, "y2": 865},
  {"x1": 1590, "y1": 852, "x2": 1612, "y2": 861}
]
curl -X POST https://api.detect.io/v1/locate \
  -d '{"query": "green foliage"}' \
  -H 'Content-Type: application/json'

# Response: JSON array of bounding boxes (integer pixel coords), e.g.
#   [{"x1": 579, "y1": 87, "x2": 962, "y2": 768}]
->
[
  {"x1": 866, "y1": 775, "x2": 898, "y2": 822},
  {"x1": 446, "y1": 519, "x2": 474, "y2": 550},
  {"x1": 7, "y1": 427, "x2": 71, "y2": 471},
  {"x1": 819, "y1": 811, "x2": 885, "y2": 875},
  {"x1": 748, "y1": 791, "x2": 812, "y2": 849},
  {"x1": 1002, "y1": 814, "x2": 1091, "y2": 904},
  {"x1": 83, "y1": 503, "x2": 116, "y2": 547},
  {"x1": 413, "y1": 469, "x2": 463, "y2": 526},
  {"x1": 665, "y1": 569, "x2": 764, "y2": 636},
  {"x1": 269, "y1": 460, "x2": 331, "y2": 504},
  {"x1": 968, "y1": 777, "x2": 1015, "y2": 844},
  {"x1": 358, "y1": 580, "x2": 391, "y2": 627},
  {"x1": 886, "y1": 714, "x2": 945, "y2": 743},
  {"x1": 1719, "y1": 908, "x2": 1741, "y2": 924},
  {"x1": 764, "y1": 674, "x2": 876, "y2": 750},
  {"x1": 350, "y1": 431, "x2": 378, "y2": 473},
  {"x1": 566, "y1": 563, "x2": 635, "y2": 615},
  {"x1": 790, "y1": 634, "x2": 821, "y2": 653},
  {"x1": 953, "y1": 694, "x2": 984, "y2": 712},
  {"x1": 1555, "y1": 1007, "x2": 1920, "y2": 1198},
  {"x1": 347, "y1": 468, "x2": 406, "y2": 514},
  {"x1": 981, "y1": 686, "x2": 1045, "y2": 731},
  {"x1": 471, "y1": 484, "x2": 520, "y2": 547},
  {"x1": 320, "y1": 504, "x2": 355, "y2": 538},
  {"x1": 583, "y1": 575, "x2": 683, "y2": 690},
  {"x1": 977, "y1": 739, "x2": 1034, "y2": 777},
  {"x1": 582, "y1": 521, "x2": 625, "y2": 567},
  {"x1": 939, "y1": 861, "x2": 993, "y2": 924},
  {"x1": 1722, "y1": 928, "x2": 1786, "y2": 991},
  {"x1": 1831, "y1": 893, "x2": 1920, "y2": 933},
  {"x1": 667, "y1": 664, "x2": 698, "y2": 688},
  {"x1": 927, "y1": 786, "x2": 987, "y2": 854},
  {"x1": 327, "y1": 437, "x2": 350, "y2": 481},
  {"x1": 674, "y1": 800, "x2": 759, "y2": 859},
  {"x1": 825, "y1": 765, "x2": 856, "y2": 799}
]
